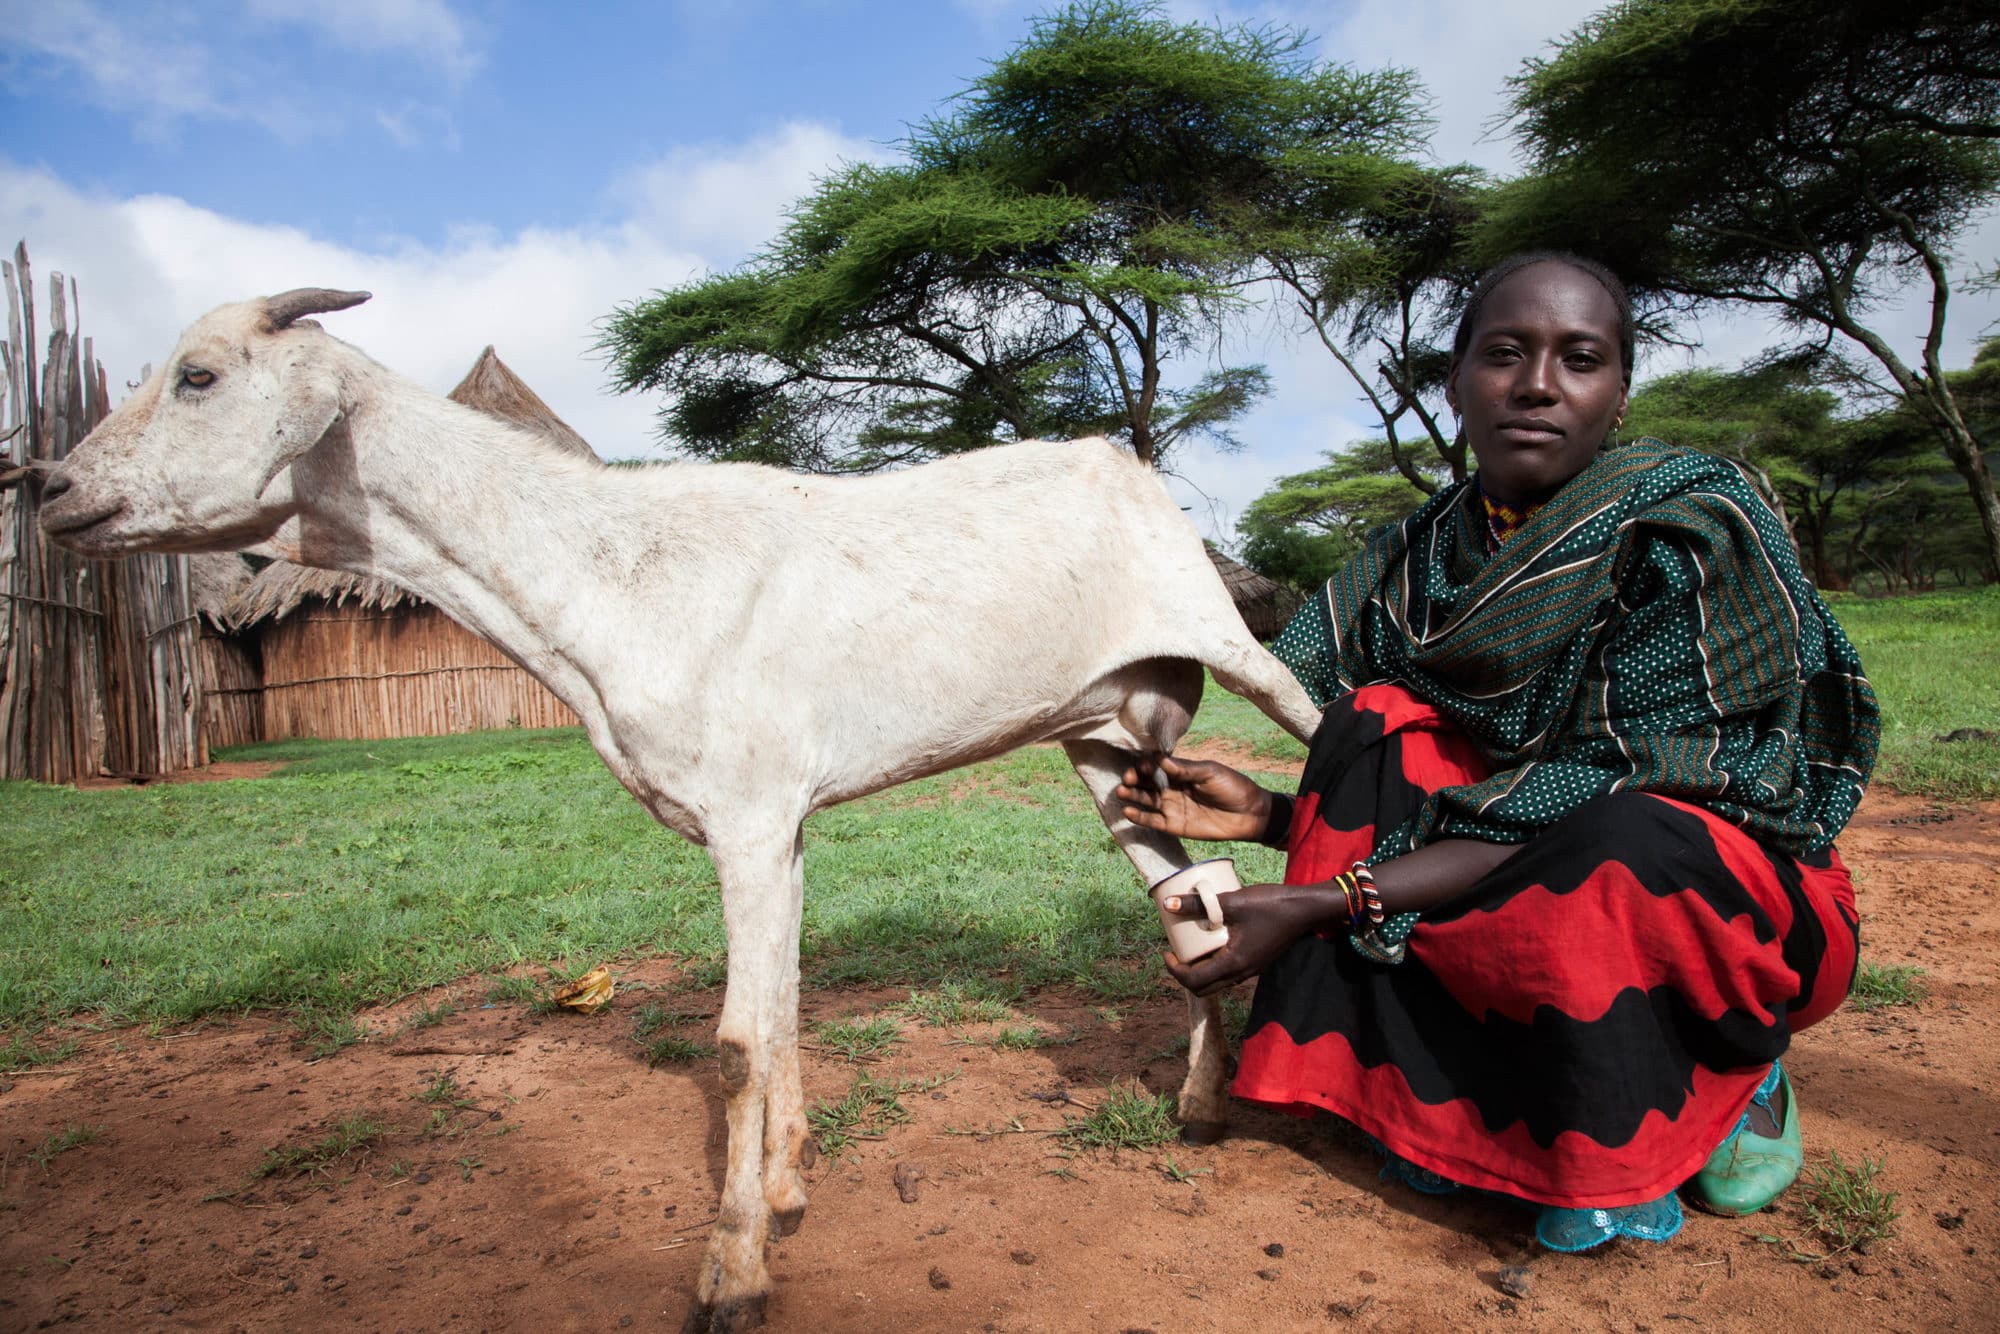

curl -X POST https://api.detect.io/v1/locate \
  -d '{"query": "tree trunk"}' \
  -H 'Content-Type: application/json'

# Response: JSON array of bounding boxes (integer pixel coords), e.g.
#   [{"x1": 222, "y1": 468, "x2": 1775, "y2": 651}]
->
[{"x1": 1941, "y1": 425, "x2": 2000, "y2": 581}]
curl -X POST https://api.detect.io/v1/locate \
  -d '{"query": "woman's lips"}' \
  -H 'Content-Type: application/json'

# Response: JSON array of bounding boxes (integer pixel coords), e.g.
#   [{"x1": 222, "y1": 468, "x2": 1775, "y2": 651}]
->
[{"x1": 1497, "y1": 422, "x2": 1563, "y2": 444}]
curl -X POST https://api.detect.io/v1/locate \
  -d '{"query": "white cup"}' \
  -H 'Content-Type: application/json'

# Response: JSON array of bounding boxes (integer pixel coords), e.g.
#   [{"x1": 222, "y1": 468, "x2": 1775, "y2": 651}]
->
[{"x1": 1150, "y1": 858, "x2": 1241, "y2": 964}]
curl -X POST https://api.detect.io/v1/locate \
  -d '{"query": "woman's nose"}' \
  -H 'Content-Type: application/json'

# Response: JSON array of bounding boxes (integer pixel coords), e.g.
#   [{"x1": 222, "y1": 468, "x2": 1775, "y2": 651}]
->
[{"x1": 1512, "y1": 352, "x2": 1560, "y2": 403}]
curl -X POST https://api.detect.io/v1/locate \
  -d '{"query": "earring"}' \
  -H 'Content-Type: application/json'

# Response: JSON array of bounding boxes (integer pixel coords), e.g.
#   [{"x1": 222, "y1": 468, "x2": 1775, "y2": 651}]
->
[{"x1": 1608, "y1": 414, "x2": 1624, "y2": 450}]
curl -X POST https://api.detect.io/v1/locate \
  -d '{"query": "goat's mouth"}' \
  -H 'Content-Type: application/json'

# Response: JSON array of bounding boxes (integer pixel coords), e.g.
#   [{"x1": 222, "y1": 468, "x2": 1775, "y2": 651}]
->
[{"x1": 40, "y1": 499, "x2": 133, "y2": 552}]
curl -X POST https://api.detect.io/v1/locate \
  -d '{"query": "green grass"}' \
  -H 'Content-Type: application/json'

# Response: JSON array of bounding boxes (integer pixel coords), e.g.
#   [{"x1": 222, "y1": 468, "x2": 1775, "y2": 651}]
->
[
  {"x1": 641, "y1": 1034, "x2": 716, "y2": 1066},
  {"x1": 289, "y1": 1007, "x2": 368, "y2": 1058},
  {"x1": 812, "y1": 1014, "x2": 904, "y2": 1062},
  {"x1": 29, "y1": 1124, "x2": 102, "y2": 1168},
  {"x1": 0, "y1": 725, "x2": 1284, "y2": 1030},
  {"x1": 899, "y1": 980, "x2": 1019, "y2": 1027},
  {"x1": 0, "y1": 1029, "x2": 79, "y2": 1072},
  {"x1": 1056, "y1": 1083, "x2": 1179, "y2": 1153},
  {"x1": 251, "y1": 1112, "x2": 387, "y2": 1181},
  {"x1": 1849, "y1": 961, "x2": 1927, "y2": 1011},
  {"x1": 807, "y1": 1070, "x2": 948, "y2": 1157},
  {"x1": 1828, "y1": 587, "x2": 2000, "y2": 800},
  {"x1": 1800, "y1": 1151, "x2": 1899, "y2": 1254}
]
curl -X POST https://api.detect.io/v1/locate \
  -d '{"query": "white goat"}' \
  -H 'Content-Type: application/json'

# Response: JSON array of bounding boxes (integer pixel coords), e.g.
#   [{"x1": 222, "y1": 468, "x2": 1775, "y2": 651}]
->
[{"x1": 43, "y1": 289, "x2": 1322, "y2": 1331}]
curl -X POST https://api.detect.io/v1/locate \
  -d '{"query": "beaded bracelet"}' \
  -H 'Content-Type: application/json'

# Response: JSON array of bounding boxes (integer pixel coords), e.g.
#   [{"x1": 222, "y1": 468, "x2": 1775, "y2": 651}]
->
[{"x1": 1351, "y1": 862, "x2": 1386, "y2": 927}]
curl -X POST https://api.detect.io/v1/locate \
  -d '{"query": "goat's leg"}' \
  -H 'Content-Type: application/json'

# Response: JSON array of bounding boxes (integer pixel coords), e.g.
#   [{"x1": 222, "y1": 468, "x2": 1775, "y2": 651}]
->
[
  {"x1": 1060, "y1": 738, "x2": 1232, "y2": 1144},
  {"x1": 1205, "y1": 640, "x2": 1323, "y2": 745},
  {"x1": 685, "y1": 828, "x2": 806, "y2": 1334},
  {"x1": 760, "y1": 836, "x2": 811, "y2": 1236}
]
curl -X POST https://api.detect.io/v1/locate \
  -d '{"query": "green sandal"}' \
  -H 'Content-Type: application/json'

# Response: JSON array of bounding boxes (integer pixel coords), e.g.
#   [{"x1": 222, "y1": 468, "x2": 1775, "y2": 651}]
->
[{"x1": 1692, "y1": 1062, "x2": 1801, "y2": 1215}]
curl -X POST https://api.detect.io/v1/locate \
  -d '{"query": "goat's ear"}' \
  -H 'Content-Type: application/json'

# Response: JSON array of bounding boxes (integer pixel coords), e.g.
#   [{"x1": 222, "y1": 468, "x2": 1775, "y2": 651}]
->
[{"x1": 254, "y1": 370, "x2": 344, "y2": 499}]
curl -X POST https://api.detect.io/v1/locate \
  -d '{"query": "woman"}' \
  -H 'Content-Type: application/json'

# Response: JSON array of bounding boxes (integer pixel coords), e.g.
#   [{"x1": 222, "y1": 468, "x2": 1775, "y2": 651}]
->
[{"x1": 1117, "y1": 252, "x2": 1877, "y2": 1251}]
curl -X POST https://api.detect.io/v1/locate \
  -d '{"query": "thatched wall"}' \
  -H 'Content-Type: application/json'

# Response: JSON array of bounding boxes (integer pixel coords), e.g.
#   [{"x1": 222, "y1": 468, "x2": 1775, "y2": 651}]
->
[{"x1": 252, "y1": 603, "x2": 577, "y2": 741}]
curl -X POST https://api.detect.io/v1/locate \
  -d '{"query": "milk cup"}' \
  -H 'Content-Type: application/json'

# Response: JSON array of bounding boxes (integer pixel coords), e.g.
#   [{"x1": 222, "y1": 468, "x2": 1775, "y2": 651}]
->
[{"x1": 1150, "y1": 858, "x2": 1242, "y2": 963}]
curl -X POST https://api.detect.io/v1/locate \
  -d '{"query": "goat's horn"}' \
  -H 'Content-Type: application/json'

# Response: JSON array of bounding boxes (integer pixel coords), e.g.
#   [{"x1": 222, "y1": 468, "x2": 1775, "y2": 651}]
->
[{"x1": 263, "y1": 288, "x2": 372, "y2": 331}]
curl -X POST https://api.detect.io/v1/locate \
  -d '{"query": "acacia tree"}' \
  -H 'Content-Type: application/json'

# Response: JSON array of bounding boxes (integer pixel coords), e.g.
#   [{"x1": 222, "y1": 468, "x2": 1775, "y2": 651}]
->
[
  {"x1": 603, "y1": 1, "x2": 1425, "y2": 471},
  {"x1": 1622, "y1": 364, "x2": 1934, "y2": 589},
  {"x1": 1489, "y1": 0, "x2": 2000, "y2": 576},
  {"x1": 1236, "y1": 438, "x2": 1439, "y2": 587},
  {"x1": 1260, "y1": 165, "x2": 1487, "y2": 494}
]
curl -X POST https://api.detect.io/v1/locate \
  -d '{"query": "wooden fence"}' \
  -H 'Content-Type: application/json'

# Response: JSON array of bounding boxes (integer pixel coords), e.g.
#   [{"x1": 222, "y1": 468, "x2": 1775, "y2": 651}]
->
[{"x1": 0, "y1": 244, "x2": 204, "y2": 782}]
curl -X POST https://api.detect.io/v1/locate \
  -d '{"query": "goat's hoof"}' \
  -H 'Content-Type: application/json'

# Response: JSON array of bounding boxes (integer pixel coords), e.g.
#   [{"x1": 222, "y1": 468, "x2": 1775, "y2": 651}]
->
[
  {"x1": 681, "y1": 1293, "x2": 768, "y2": 1334},
  {"x1": 1178, "y1": 1119, "x2": 1226, "y2": 1146},
  {"x1": 770, "y1": 1203, "x2": 806, "y2": 1238}
]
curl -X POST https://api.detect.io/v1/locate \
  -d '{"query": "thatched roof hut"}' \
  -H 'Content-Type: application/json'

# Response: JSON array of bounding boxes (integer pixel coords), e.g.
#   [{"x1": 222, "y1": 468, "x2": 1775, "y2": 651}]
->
[
  {"x1": 1205, "y1": 544, "x2": 1302, "y2": 641},
  {"x1": 205, "y1": 349, "x2": 597, "y2": 744}
]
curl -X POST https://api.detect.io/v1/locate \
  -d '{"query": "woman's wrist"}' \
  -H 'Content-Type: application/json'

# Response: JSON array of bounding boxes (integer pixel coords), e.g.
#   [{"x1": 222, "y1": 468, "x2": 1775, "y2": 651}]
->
[{"x1": 1258, "y1": 791, "x2": 1293, "y2": 848}]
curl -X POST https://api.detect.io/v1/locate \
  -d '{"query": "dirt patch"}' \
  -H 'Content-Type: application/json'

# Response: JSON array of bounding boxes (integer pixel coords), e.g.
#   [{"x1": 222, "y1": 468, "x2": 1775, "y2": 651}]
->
[
  {"x1": 74, "y1": 760, "x2": 286, "y2": 790},
  {"x1": 3, "y1": 788, "x2": 1996, "y2": 1331}
]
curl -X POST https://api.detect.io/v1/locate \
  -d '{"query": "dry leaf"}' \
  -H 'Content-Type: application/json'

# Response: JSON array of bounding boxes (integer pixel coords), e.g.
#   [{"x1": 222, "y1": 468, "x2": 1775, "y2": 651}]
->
[{"x1": 553, "y1": 966, "x2": 614, "y2": 1013}]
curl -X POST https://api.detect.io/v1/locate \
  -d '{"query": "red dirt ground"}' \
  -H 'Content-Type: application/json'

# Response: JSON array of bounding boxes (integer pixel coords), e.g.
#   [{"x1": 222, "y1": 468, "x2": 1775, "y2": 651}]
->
[{"x1": 3, "y1": 787, "x2": 1995, "y2": 1332}]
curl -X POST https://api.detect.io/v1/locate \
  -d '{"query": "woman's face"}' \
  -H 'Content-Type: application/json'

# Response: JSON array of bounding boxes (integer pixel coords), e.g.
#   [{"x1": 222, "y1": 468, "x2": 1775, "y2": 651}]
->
[{"x1": 1446, "y1": 262, "x2": 1629, "y2": 509}]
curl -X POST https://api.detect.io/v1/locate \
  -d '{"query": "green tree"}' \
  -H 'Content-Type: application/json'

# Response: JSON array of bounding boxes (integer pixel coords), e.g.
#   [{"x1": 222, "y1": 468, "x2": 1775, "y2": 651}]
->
[
  {"x1": 1261, "y1": 164, "x2": 1487, "y2": 493},
  {"x1": 1491, "y1": 0, "x2": 2000, "y2": 577},
  {"x1": 1622, "y1": 362, "x2": 1928, "y2": 589},
  {"x1": 1236, "y1": 438, "x2": 1438, "y2": 588},
  {"x1": 603, "y1": 1, "x2": 1425, "y2": 471}
]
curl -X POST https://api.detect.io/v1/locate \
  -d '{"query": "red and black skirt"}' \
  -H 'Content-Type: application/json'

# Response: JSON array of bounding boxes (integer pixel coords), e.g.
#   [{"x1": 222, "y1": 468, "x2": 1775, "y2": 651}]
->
[{"x1": 1232, "y1": 685, "x2": 1860, "y2": 1208}]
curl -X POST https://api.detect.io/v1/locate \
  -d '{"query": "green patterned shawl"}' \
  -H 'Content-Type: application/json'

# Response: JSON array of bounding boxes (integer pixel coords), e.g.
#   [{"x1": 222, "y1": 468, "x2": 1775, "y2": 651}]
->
[{"x1": 1271, "y1": 439, "x2": 1878, "y2": 857}]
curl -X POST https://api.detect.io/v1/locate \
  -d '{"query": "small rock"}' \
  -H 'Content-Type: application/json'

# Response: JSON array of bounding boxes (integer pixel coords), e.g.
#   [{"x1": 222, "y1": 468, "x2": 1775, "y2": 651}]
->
[
  {"x1": 928, "y1": 1266, "x2": 951, "y2": 1290},
  {"x1": 619, "y1": 1318, "x2": 633, "y2": 1329},
  {"x1": 1256, "y1": 1268, "x2": 1280, "y2": 1282},
  {"x1": 1356, "y1": 1270, "x2": 1378, "y2": 1285},
  {"x1": 412, "y1": 1222, "x2": 430, "y2": 1234},
  {"x1": 394, "y1": 1206, "x2": 413, "y2": 1217},
  {"x1": 413, "y1": 1172, "x2": 432, "y2": 1185},
  {"x1": 1936, "y1": 1210, "x2": 1967, "y2": 1231},
  {"x1": 1010, "y1": 1249, "x2": 1036, "y2": 1266},
  {"x1": 1263, "y1": 1242, "x2": 1284, "y2": 1258},
  {"x1": 1497, "y1": 1265, "x2": 1533, "y2": 1300},
  {"x1": 280, "y1": 1280, "x2": 298, "y2": 1295},
  {"x1": 298, "y1": 1245, "x2": 318, "y2": 1260},
  {"x1": 894, "y1": 1161, "x2": 925, "y2": 1205}
]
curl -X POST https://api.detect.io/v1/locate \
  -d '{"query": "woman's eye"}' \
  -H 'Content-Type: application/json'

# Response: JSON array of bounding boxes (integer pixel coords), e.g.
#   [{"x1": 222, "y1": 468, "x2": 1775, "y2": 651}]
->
[{"x1": 182, "y1": 368, "x2": 215, "y2": 388}]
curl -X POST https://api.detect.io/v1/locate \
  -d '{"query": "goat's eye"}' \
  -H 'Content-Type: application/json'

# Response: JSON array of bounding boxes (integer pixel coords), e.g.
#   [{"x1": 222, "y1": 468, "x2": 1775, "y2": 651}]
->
[{"x1": 182, "y1": 367, "x2": 215, "y2": 389}]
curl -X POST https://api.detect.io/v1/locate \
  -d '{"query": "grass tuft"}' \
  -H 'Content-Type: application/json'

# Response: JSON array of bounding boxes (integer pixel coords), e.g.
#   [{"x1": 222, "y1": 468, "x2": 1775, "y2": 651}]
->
[
  {"x1": 402, "y1": 999, "x2": 459, "y2": 1032},
  {"x1": 0, "y1": 1029, "x2": 79, "y2": 1073},
  {"x1": 899, "y1": 981, "x2": 1017, "y2": 1028},
  {"x1": 1849, "y1": 961, "x2": 1926, "y2": 1011},
  {"x1": 30, "y1": 1124, "x2": 102, "y2": 1168},
  {"x1": 642, "y1": 1034, "x2": 716, "y2": 1066},
  {"x1": 1801, "y1": 1151, "x2": 1899, "y2": 1253},
  {"x1": 289, "y1": 1008, "x2": 367, "y2": 1059},
  {"x1": 1056, "y1": 1083, "x2": 1179, "y2": 1153},
  {"x1": 808, "y1": 1070, "x2": 950, "y2": 1157},
  {"x1": 251, "y1": 1113, "x2": 387, "y2": 1181},
  {"x1": 812, "y1": 1014, "x2": 904, "y2": 1062}
]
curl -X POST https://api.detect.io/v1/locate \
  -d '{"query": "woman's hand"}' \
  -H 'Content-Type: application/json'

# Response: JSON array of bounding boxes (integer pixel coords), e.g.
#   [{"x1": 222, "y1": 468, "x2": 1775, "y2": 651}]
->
[
  {"x1": 1114, "y1": 754, "x2": 1272, "y2": 843},
  {"x1": 1158, "y1": 882, "x2": 1331, "y2": 997}
]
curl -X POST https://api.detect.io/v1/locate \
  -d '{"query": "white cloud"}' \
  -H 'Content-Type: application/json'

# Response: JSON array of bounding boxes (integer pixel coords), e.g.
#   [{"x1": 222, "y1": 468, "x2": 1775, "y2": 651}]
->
[
  {"x1": 0, "y1": 123, "x2": 880, "y2": 463},
  {"x1": 613, "y1": 122, "x2": 890, "y2": 265},
  {"x1": 0, "y1": 0, "x2": 479, "y2": 141},
  {"x1": 243, "y1": 0, "x2": 482, "y2": 85}
]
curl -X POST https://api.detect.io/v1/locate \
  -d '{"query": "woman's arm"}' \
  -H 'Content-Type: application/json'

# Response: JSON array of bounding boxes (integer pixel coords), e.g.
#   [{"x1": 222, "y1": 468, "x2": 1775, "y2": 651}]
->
[{"x1": 1160, "y1": 839, "x2": 1523, "y2": 996}]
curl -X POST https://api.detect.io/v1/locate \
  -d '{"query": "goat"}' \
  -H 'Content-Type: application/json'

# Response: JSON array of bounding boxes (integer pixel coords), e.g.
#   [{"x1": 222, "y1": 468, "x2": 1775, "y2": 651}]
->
[{"x1": 42, "y1": 288, "x2": 1323, "y2": 1332}]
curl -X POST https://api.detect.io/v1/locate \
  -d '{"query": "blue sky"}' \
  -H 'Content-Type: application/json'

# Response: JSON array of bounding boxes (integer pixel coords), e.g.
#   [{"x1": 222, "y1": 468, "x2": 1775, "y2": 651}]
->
[{"x1": 5, "y1": 0, "x2": 1995, "y2": 543}]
